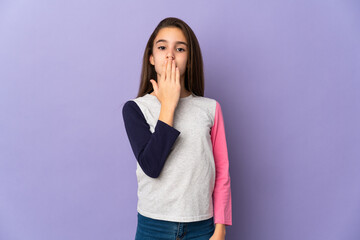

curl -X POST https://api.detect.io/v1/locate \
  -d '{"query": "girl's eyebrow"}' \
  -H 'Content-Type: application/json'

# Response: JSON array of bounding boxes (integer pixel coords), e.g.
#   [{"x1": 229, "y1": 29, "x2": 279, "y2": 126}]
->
[{"x1": 155, "y1": 39, "x2": 188, "y2": 46}]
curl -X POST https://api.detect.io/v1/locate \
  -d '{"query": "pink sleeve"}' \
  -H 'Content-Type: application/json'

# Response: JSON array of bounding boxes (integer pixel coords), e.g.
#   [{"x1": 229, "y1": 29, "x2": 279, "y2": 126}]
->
[{"x1": 210, "y1": 101, "x2": 232, "y2": 226}]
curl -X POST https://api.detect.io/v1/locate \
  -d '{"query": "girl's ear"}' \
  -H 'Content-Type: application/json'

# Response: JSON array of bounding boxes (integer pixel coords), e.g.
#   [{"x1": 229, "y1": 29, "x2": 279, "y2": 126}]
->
[{"x1": 149, "y1": 55, "x2": 154, "y2": 66}]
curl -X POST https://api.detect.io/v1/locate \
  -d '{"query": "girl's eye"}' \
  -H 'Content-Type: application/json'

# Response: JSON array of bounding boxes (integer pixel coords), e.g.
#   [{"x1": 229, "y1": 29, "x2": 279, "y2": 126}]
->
[{"x1": 157, "y1": 46, "x2": 186, "y2": 52}]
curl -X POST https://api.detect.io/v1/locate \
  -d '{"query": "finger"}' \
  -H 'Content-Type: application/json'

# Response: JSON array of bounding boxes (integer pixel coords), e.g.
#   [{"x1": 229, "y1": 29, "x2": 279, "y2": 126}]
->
[
  {"x1": 166, "y1": 59, "x2": 172, "y2": 81},
  {"x1": 149, "y1": 79, "x2": 158, "y2": 95},
  {"x1": 171, "y1": 60, "x2": 176, "y2": 83},
  {"x1": 161, "y1": 59, "x2": 167, "y2": 83},
  {"x1": 175, "y1": 66, "x2": 180, "y2": 85}
]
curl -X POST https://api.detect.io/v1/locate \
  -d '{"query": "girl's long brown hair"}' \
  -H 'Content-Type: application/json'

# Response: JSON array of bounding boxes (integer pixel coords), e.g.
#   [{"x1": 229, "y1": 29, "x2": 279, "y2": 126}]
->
[{"x1": 136, "y1": 17, "x2": 204, "y2": 98}]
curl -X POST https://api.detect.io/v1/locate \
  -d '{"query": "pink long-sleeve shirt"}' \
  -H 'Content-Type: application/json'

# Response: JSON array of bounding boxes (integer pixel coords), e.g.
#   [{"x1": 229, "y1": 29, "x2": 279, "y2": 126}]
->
[{"x1": 211, "y1": 101, "x2": 232, "y2": 226}]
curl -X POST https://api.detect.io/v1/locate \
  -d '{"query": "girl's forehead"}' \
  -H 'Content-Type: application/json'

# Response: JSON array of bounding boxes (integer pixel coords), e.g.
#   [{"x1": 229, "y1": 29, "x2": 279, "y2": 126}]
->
[{"x1": 155, "y1": 27, "x2": 187, "y2": 43}]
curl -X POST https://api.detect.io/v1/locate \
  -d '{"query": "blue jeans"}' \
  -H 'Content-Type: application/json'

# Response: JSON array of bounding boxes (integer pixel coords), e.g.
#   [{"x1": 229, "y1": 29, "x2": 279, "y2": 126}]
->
[{"x1": 135, "y1": 212, "x2": 215, "y2": 240}]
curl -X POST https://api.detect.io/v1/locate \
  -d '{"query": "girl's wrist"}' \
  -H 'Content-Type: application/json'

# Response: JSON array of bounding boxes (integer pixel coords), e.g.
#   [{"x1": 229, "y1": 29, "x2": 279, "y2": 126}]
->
[{"x1": 214, "y1": 223, "x2": 226, "y2": 235}]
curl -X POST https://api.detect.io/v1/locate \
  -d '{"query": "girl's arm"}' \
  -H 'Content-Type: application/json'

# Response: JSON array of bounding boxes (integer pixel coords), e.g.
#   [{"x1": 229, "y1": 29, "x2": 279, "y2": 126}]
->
[
  {"x1": 211, "y1": 101, "x2": 232, "y2": 227},
  {"x1": 122, "y1": 100, "x2": 180, "y2": 178}
]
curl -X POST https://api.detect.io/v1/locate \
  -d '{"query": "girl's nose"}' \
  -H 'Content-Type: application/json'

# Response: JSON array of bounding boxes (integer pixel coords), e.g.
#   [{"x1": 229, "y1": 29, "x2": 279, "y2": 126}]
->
[{"x1": 166, "y1": 55, "x2": 174, "y2": 60}]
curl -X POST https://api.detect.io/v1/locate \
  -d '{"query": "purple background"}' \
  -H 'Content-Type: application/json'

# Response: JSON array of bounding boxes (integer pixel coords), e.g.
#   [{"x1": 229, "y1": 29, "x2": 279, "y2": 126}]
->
[{"x1": 1, "y1": 0, "x2": 359, "y2": 239}]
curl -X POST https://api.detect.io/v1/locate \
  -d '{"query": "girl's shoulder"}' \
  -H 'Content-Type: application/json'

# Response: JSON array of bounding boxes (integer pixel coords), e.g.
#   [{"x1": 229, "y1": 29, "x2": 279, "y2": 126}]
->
[
  {"x1": 196, "y1": 95, "x2": 218, "y2": 103},
  {"x1": 193, "y1": 94, "x2": 220, "y2": 107}
]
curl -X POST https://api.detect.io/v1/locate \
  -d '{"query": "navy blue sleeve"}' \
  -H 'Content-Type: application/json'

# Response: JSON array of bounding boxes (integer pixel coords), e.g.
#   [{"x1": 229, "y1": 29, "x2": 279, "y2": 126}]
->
[{"x1": 122, "y1": 100, "x2": 181, "y2": 178}]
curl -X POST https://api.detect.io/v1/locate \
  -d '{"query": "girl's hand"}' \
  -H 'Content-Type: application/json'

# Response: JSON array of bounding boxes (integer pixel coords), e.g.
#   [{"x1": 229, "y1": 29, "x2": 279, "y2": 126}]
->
[
  {"x1": 149, "y1": 59, "x2": 181, "y2": 109},
  {"x1": 209, "y1": 231, "x2": 226, "y2": 240},
  {"x1": 209, "y1": 225, "x2": 226, "y2": 240}
]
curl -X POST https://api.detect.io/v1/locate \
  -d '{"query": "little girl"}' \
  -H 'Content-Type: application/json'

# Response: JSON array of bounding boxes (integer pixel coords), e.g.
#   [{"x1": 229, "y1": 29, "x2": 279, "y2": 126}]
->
[{"x1": 122, "y1": 17, "x2": 232, "y2": 240}]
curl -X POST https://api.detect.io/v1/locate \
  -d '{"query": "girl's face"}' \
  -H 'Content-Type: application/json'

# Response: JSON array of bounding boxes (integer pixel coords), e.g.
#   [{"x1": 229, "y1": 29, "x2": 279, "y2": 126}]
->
[{"x1": 150, "y1": 27, "x2": 188, "y2": 81}]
